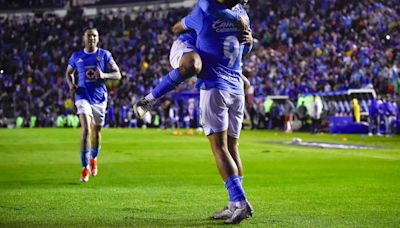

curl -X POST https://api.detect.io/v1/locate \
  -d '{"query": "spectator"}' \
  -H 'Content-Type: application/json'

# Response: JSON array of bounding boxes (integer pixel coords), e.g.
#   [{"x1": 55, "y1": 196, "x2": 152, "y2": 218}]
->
[
  {"x1": 283, "y1": 99, "x2": 296, "y2": 133},
  {"x1": 310, "y1": 95, "x2": 322, "y2": 133},
  {"x1": 0, "y1": 0, "x2": 399, "y2": 129},
  {"x1": 297, "y1": 101, "x2": 308, "y2": 131}
]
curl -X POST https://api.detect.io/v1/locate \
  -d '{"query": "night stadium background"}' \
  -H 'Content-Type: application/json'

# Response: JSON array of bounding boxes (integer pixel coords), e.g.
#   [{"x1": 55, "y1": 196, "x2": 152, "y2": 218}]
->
[{"x1": 0, "y1": 0, "x2": 399, "y2": 227}]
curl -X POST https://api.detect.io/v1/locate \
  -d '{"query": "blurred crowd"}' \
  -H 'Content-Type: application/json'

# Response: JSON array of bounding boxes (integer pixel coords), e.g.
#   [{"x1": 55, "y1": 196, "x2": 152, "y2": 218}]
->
[{"x1": 0, "y1": 0, "x2": 399, "y2": 129}]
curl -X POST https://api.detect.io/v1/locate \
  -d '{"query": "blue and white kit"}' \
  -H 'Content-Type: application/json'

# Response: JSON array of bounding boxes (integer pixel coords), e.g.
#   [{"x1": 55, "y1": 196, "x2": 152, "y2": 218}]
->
[{"x1": 68, "y1": 48, "x2": 114, "y2": 126}]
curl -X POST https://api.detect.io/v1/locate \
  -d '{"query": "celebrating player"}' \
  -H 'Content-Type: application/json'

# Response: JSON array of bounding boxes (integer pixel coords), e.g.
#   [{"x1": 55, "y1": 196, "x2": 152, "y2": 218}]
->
[
  {"x1": 133, "y1": 0, "x2": 251, "y2": 118},
  {"x1": 65, "y1": 27, "x2": 121, "y2": 182},
  {"x1": 174, "y1": 0, "x2": 253, "y2": 224}
]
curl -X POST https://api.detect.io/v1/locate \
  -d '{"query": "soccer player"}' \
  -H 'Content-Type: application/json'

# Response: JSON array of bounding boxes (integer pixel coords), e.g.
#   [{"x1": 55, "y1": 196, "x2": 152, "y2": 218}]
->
[
  {"x1": 174, "y1": 0, "x2": 254, "y2": 224},
  {"x1": 133, "y1": 0, "x2": 251, "y2": 118},
  {"x1": 65, "y1": 27, "x2": 121, "y2": 182}
]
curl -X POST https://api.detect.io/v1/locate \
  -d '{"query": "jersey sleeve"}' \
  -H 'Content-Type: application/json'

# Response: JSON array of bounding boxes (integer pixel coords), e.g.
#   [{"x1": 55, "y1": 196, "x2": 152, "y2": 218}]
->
[
  {"x1": 104, "y1": 50, "x2": 113, "y2": 64},
  {"x1": 182, "y1": 5, "x2": 204, "y2": 32},
  {"x1": 197, "y1": 0, "x2": 240, "y2": 22},
  {"x1": 68, "y1": 53, "x2": 77, "y2": 70},
  {"x1": 104, "y1": 50, "x2": 116, "y2": 72}
]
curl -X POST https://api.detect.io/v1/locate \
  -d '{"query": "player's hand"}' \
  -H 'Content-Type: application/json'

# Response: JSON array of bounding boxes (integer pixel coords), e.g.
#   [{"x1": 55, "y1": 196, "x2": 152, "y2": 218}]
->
[
  {"x1": 239, "y1": 28, "x2": 253, "y2": 45},
  {"x1": 236, "y1": 16, "x2": 249, "y2": 32},
  {"x1": 96, "y1": 67, "x2": 105, "y2": 79},
  {"x1": 68, "y1": 84, "x2": 78, "y2": 97},
  {"x1": 172, "y1": 21, "x2": 185, "y2": 34}
]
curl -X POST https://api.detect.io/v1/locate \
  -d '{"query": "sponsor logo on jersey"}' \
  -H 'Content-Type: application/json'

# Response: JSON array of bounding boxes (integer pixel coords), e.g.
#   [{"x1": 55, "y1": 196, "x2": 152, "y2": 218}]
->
[
  {"x1": 212, "y1": 19, "x2": 237, "y2": 33},
  {"x1": 85, "y1": 66, "x2": 97, "y2": 81}
]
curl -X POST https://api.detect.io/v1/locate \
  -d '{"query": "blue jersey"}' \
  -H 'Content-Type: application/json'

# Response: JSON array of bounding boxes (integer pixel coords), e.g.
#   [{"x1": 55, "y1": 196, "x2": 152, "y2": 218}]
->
[
  {"x1": 177, "y1": 31, "x2": 197, "y2": 47},
  {"x1": 183, "y1": 3, "x2": 250, "y2": 95},
  {"x1": 177, "y1": 0, "x2": 242, "y2": 48},
  {"x1": 68, "y1": 48, "x2": 114, "y2": 104}
]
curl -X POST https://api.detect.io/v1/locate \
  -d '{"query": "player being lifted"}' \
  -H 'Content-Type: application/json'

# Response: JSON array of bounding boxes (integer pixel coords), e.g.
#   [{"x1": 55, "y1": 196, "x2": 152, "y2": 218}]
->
[
  {"x1": 66, "y1": 27, "x2": 121, "y2": 182},
  {"x1": 133, "y1": 0, "x2": 251, "y2": 118},
  {"x1": 141, "y1": 0, "x2": 253, "y2": 224}
]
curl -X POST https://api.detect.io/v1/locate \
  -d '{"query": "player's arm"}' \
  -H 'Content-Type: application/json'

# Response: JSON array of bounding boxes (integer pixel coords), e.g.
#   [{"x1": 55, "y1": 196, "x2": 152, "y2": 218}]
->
[
  {"x1": 65, "y1": 65, "x2": 77, "y2": 96},
  {"x1": 242, "y1": 32, "x2": 253, "y2": 56},
  {"x1": 241, "y1": 22, "x2": 253, "y2": 56},
  {"x1": 172, "y1": 21, "x2": 185, "y2": 34},
  {"x1": 97, "y1": 59, "x2": 122, "y2": 80},
  {"x1": 172, "y1": 5, "x2": 204, "y2": 34},
  {"x1": 241, "y1": 74, "x2": 251, "y2": 94},
  {"x1": 66, "y1": 53, "x2": 78, "y2": 96}
]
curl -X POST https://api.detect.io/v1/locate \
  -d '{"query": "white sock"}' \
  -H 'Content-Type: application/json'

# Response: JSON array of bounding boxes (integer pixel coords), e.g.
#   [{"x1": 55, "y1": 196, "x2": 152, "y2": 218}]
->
[
  {"x1": 145, "y1": 93, "x2": 155, "y2": 101},
  {"x1": 235, "y1": 201, "x2": 247, "y2": 209},
  {"x1": 228, "y1": 202, "x2": 236, "y2": 211}
]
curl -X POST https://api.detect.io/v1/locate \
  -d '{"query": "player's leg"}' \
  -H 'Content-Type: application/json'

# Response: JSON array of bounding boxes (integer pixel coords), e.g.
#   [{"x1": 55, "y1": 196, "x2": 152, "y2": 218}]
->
[
  {"x1": 134, "y1": 40, "x2": 202, "y2": 118},
  {"x1": 150, "y1": 40, "x2": 202, "y2": 100},
  {"x1": 211, "y1": 135, "x2": 243, "y2": 220},
  {"x1": 79, "y1": 113, "x2": 91, "y2": 182},
  {"x1": 227, "y1": 137, "x2": 243, "y2": 177},
  {"x1": 90, "y1": 124, "x2": 101, "y2": 176},
  {"x1": 227, "y1": 92, "x2": 245, "y2": 178},
  {"x1": 208, "y1": 131, "x2": 238, "y2": 180},
  {"x1": 286, "y1": 115, "x2": 293, "y2": 133},
  {"x1": 75, "y1": 99, "x2": 93, "y2": 182},
  {"x1": 201, "y1": 89, "x2": 252, "y2": 223},
  {"x1": 368, "y1": 115, "x2": 374, "y2": 135},
  {"x1": 90, "y1": 101, "x2": 107, "y2": 176},
  {"x1": 179, "y1": 51, "x2": 202, "y2": 76},
  {"x1": 224, "y1": 92, "x2": 253, "y2": 224},
  {"x1": 151, "y1": 51, "x2": 201, "y2": 98},
  {"x1": 208, "y1": 131, "x2": 253, "y2": 224}
]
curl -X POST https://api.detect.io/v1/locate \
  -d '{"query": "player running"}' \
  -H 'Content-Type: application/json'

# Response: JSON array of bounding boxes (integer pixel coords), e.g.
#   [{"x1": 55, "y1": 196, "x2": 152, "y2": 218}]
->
[
  {"x1": 173, "y1": 0, "x2": 254, "y2": 224},
  {"x1": 65, "y1": 27, "x2": 121, "y2": 182},
  {"x1": 133, "y1": 0, "x2": 251, "y2": 118}
]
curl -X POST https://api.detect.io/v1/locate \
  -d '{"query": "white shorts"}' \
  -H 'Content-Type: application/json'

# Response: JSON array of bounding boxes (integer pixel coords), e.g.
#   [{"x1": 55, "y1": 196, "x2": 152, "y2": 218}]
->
[
  {"x1": 75, "y1": 99, "x2": 107, "y2": 126},
  {"x1": 200, "y1": 89, "x2": 245, "y2": 138},
  {"x1": 169, "y1": 39, "x2": 196, "y2": 69}
]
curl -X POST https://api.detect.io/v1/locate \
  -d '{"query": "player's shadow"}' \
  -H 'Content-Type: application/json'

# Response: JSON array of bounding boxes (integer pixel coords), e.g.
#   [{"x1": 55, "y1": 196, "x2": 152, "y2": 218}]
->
[{"x1": 120, "y1": 217, "x2": 227, "y2": 227}]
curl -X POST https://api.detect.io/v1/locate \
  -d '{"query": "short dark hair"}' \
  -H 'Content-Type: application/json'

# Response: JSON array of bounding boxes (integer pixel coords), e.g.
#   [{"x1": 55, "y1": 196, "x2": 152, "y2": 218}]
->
[{"x1": 83, "y1": 27, "x2": 98, "y2": 34}]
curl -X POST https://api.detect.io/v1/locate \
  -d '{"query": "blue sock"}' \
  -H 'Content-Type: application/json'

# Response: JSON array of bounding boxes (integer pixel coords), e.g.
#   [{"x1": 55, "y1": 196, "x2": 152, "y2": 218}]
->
[
  {"x1": 91, "y1": 146, "x2": 101, "y2": 160},
  {"x1": 80, "y1": 150, "x2": 90, "y2": 168},
  {"x1": 229, "y1": 176, "x2": 243, "y2": 204},
  {"x1": 151, "y1": 68, "x2": 185, "y2": 99},
  {"x1": 225, "y1": 175, "x2": 246, "y2": 203}
]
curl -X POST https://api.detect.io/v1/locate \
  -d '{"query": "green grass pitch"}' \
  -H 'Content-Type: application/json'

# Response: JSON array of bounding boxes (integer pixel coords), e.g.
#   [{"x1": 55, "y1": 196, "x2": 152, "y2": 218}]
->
[{"x1": 0, "y1": 129, "x2": 399, "y2": 227}]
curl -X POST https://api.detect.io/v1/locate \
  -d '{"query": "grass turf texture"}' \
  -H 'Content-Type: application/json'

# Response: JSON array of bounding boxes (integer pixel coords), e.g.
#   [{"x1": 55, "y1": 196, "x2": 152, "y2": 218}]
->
[{"x1": 0, "y1": 129, "x2": 399, "y2": 227}]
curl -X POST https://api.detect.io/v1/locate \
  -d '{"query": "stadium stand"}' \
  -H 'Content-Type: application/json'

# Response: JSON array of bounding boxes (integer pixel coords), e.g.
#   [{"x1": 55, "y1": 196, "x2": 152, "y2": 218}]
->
[{"x1": 0, "y1": 0, "x2": 399, "y2": 132}]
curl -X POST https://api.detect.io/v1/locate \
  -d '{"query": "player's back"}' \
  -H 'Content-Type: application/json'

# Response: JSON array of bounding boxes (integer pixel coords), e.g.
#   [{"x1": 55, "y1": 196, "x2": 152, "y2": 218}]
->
[{"x1": 183, "y1": 3, "x2": 250, "y2": 95}]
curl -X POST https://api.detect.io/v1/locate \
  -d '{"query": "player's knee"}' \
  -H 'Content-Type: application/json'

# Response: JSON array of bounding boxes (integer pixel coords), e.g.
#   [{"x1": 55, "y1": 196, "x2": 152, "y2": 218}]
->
[
  {"x1": 92, "y1": 125, "x2": 102, "y2": 133},
  {"x1": 94, "y1": 131, "x2": 101, "y2": 140},
  {"x1": 191, "y1": 55, "x2": 202, "y2": 75},
  {"x1": 82, "y1": 127, "x2": 90, "y2": 137},
  {"x1": 180, "y1": 52, "x2": 202, "y2": 77},
  {"x1": 214, "y1": 144, "x2": 230, "y2": 156},
  {"x1": 228, "y1": 145, "x2": 238, "y2": 154}
]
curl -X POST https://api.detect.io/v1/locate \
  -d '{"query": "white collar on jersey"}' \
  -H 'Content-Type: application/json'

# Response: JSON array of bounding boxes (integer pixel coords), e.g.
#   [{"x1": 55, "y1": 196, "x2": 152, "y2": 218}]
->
[{"x1": 83, "y1": 48, "x2": 98, "y2": 54}]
